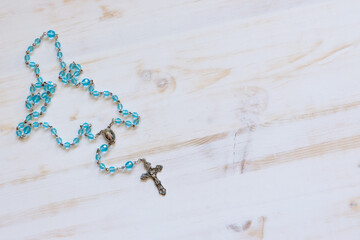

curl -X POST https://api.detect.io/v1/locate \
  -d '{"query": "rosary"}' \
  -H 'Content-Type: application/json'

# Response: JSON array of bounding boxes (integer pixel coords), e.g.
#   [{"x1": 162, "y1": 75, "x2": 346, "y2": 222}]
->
[{"x1": 15, "y1": 30, "x2": 166, "y2": 196}]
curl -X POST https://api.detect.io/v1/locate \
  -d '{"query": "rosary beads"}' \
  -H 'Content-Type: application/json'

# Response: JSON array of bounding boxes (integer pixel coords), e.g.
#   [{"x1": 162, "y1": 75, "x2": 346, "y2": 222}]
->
[{"x1": 15, "y1": 30, "x2": 166, "y2": 196}]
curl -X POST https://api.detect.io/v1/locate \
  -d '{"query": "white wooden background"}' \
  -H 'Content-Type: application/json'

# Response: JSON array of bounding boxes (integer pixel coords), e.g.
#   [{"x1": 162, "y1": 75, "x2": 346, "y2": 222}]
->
[{"x1": 0, "y1": 0, "x2": 360, "y2": 239}]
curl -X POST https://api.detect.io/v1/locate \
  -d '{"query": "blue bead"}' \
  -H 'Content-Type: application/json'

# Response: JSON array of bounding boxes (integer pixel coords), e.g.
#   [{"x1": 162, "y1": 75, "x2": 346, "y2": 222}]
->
[
  {"x1": 122, "y1": 110, "x2": 129, "y2": 116},
  {"x1": 92, "y1": 90, "x2": 99, "y2": 97},
  {"x1": 33, "y1": 95, "x2": 40, "y2": 103},
  {"x1": 33, "y1": 122, "x2": 39, "y2": 128},
  {"x1": 35, "y1": 38, "x2": 41, "y2": 45},
  {"x1": 47, "y1": 30, "x2": 55, "y2": 39},
  {"x1": 27, "y1": 46, "x2": 34, "y2": 53},
  {"x1": 43, "y1": 122, "x2": 49, "y2": 129},
  {"x1": 25, "y1": 102, "x2": 32, "y2": 109},
  {"x1": 69, "y1": 62, "x2": 76, "y2": 69},
  {"x1": 24, "y1": 55, "x2": 30, "y2": 62},
  {"x1": 112, "y1": 95, "x2": 118, "y2": 102},
  {"x1": 33, "y1": 111, "x2": 39, "y2": 118},
  {"x1": 109, "y1": 166, "x2": 115, "y2": 173},
  {"x1": 26, "y1": 114, "x2": 32, "y2": 121},
  {"x1": 64, "y1": 142, "x2": 70, "y2": 149},
  {"x1": 88, "y1": 85, "x2": 94, "y2": 93},
  {"x1": 73, "y1": 137, "x2": 79, "y2": 144},
  {"x1": 99, "y1": 163, "x2": 105, "y2": 170},
  {"x1": 125, "y1": 120, "x2": 132, "y2": 127},
  {"x1": 83, "y1": 123, "x2": 89, "y2": 129},
  {"x1": 55, "y1": 42, "x2": 61, "y2": 48},
  {"x1": 76, "y1": 64, "x2": 81, "y2": 70},
  {"x1": 82, "y1": 78, "x2": 90, "y2": 87},
  {"x1": 100, "y1": 144, "x2": 108, "y2": 153},
  {"x1": 103, "y1": 91, "x2": 110, "y2": 97},
  {"x1": 74, "y1": 71, "x2": 80, "y2": 77},
  {"x1": 16, "y1": 130, "x2": 22, "y2": 137},
  {"x1": 56, "y1": 137, "x2": 62, "y2": 144},
  {"x1": 41, "y1": 106, "x2": 47, "y2": 113},
  {"x1": 27, "y1": 95, "x2": 33, "y2": 102},
  {"x1": 34, "y1": 67, "x2": 40, "y2": 74},
  {"x1": 78, "y1": 128, "x2": 84, "y2": 135},
  {"x1": 133, "y1": 118, "x2": 139, "y2": 126},
  {"x1": 117, "y1": 103, "x2": 123, "y2": 111},
  {"x1": 60, "y1": 61, "x2": 66, "y2": 69},
  {"x1": 71, "y1": 78, "x2": 77, "y2": 85},
  {"x1": 96, "y1": 153, "x2": 101, "y2": 161},
  {"x1": 57, "y1": 52, "x2": 63, "y2": 58},
  {"x1": 125, "y1": 161, "x2": 134, "y2": 169},
  {"x1": 66, "y1": 73, "x2": 72, "y2": 79},
  {"x1": 61, "y1": 78, "x2": 68, "y2": 84},
  {"x1": 132, "y1": 112, "x2": 139, "y2": 118},
  {"x1": 35, "y1": 82, "x2": 42, "y2": 89},
  {"x1": 29, "y1": 62, "x2": 36, "y2": 68},
  {"x1": 51, "y1": 128, "x2": 57, "y2": 135},
  {"x1": 24, "y1": 126, "x2": 31, "y2": 135},
  {"x1": 37, "y1": 77, "x2": 43, "y2": 83},
  {"x1": 45, "y1": 97, "x2": 51, "y2": 103},
  {"x1": 41, "y1": 92, "x2": 48, "y2": 98},
  {"x1": 59, "y1": 71, "x2": 65, "y2": 77},
  {"x1": 88, "y1": 133, "x2": 94, "y2": 140},
  {"x1": 115, "y1": 118, "x2": 121, "y2": 124},
  {"x1": 18, "y1": 122, "x2": 25, "y2": 128}
]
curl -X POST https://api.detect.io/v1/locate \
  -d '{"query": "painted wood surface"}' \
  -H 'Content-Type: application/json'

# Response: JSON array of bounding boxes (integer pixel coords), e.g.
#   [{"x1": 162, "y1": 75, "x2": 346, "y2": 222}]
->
[{"x1": 0, "y1": 0, "x2": 360, "y2": 239}]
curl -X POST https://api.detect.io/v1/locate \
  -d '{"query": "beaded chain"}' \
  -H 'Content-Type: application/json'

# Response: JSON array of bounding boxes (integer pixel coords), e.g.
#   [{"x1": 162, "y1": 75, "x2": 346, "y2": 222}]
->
[{"x1": 15, "y1": 30, "x2": 166, "y2": 196}]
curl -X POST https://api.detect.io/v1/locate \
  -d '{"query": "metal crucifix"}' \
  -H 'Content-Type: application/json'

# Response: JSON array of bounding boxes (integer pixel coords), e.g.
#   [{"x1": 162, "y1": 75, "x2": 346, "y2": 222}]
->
[{"x1": 139, "y1": 158, "x2": 166, "y2": 196}]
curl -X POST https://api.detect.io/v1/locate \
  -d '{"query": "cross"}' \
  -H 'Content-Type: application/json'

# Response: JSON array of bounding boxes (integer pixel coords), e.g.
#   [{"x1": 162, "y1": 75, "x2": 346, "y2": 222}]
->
[{"x1": 139, "y1": 159, "x2": 166, "y2": 196}]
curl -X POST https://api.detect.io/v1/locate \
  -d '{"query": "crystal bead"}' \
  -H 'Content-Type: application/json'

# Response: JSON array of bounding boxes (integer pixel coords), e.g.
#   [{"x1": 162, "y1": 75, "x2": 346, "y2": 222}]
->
[
  {"x1": 78, "y1": 128, "x2": 84, "y2": 135},
  {"x1": 51, "y1": 128, "x2": 57, "y2": 135},
  {"x1": 112, "y1": 95, "x2": 118, "y2": 102},
  {"x1": 88, "y1": 133, "x2": 94, "y2": 140},
  {"x1": 125, "y1": 120, "x2": 132, "y2": 127},
  {"x1": 24, "y1": 54, "x2": 30, "y2": 62},
  {"x1": 27, "y1": 46, "x2": 34, "y2": 53},
  {"x1": 33, "y1": 122, "x2": 39, "y2": 128},
  {"x1": 60, "y1": 61, "x2": 66, "y2": 69},
  {"x1": 56, "y1": 137, "x2": 62, "y2": 144},
  {"x1": 117, "y1": 103, "x2": 123, "y2": 111},
  {"x1": 57, "y1": 52, "x2": 63, "y2": 59},
  {"x1": 125, "y1": 161, "x2": 134, "y2": 169},
  {"x1": 88, "y1": 85, "x2": 94, "y2": 93},
  {"x1": 45, "y1": 97, "x2": 51, "y2": 103},
  {"x1": 47, "y1": 30, "x2": 55, "y2": 39},
  {"x1": 33, "y1": 95, "x2": 40, "y2": 103},
  {"x1": 35, "y1": 38, "x2": 41, "y2": 45},
  {"x1": 76, "y1": 64, "x2": 81, "y2": 70},
  {"x1": 73, "y1": 137, "x2": 79, "y2": 144},
  {"x1": 37, "y1": 77, "x2": 43, "y2": 83},
  {"x1": 29, "y1": 62, "x2": 36, "y2": 68},
  {"x1": 34, "y1": 67, "x2": 40, "y2": 74},
  {"x1": 25, "y1": 102, "x2": 32, "y2": 109},
  {"x1": 33, "y1": 111, "x2": 39, "y2": 118},
  {"x1": 100, "y1": 144, "x2": 108, "y2": 152},
  {"x1": 109, "y1": 166, "x2": 115, "y2": 173},
  {"x1": 103, "y1": 91, "x2": 110, "y2": 97},
  {"x1": 61, "y1": 78, "x2": 68, "y2": 84},
  {"x1": 133, "y1": 118, "x2": 139, "y2": 126},
  {"x1": 43, "y1": 122, "x2": 49, "y2": 129},
  {"x1": 16, "y1": 130, "x2": 22, "y2": 137},
  {"x1": 99, "y1": 163, "x2": 105, "y2": 170},
  {"x1": 41, "y1": 106, "x2": 47, "y2": 112},
  {"x1": 81, "y1": 78, "x2": 90, "y2": 87},
  {"x1": 59, "y1": 71, "x2": 65, "y2": 77},
  {"x1": 66, "y1": 73, "x2": 71, "y2": 79},
  {"x1": 35, "y1": 82, "x2": 42, "y2": 89},
  {"x1": 55, "y1": 42, "x2": 61, "y2": 49},
  {"x1": 26, "y1": 114, "x2": 32, "y2": 121},
  {"x1": 71, "y1": 78, "x2": 77, "y2": 85},
  {"x1": 122, "y1": 110, "x2": 129, "y2": 116},
  {"x1": 132, "y1": 112, "x2": 139, "y2": 118},
  {"x1": 18, "y1": 122, "x2": 25, "y2": 128},
  {"x1": 64, "y1": 142, "x2": 70, "y2": 149},
  {"x1": 24, "y1": 126, "x2": 31, "y2": 135},
  {"x1": 74, "y1": 71, "x2": 80, "y2": 77},
  {"x1": 92, "y1": 90, "x2": 99, "y2": 97},
  {"x1": 115, "y1": 118, "x2": 121, "y2": 124},
  {"x1": 27, "y1": 95, "x2": 33, "y2": 102},
  {"x1": 96, "y1": 153, "x2": 101, "y2": 161}
]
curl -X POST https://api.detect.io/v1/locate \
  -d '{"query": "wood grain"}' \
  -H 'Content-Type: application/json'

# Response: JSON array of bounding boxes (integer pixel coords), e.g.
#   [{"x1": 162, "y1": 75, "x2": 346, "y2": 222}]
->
[{"x1": 0, "y1": 0, "x2": 360, "y2": 239}]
